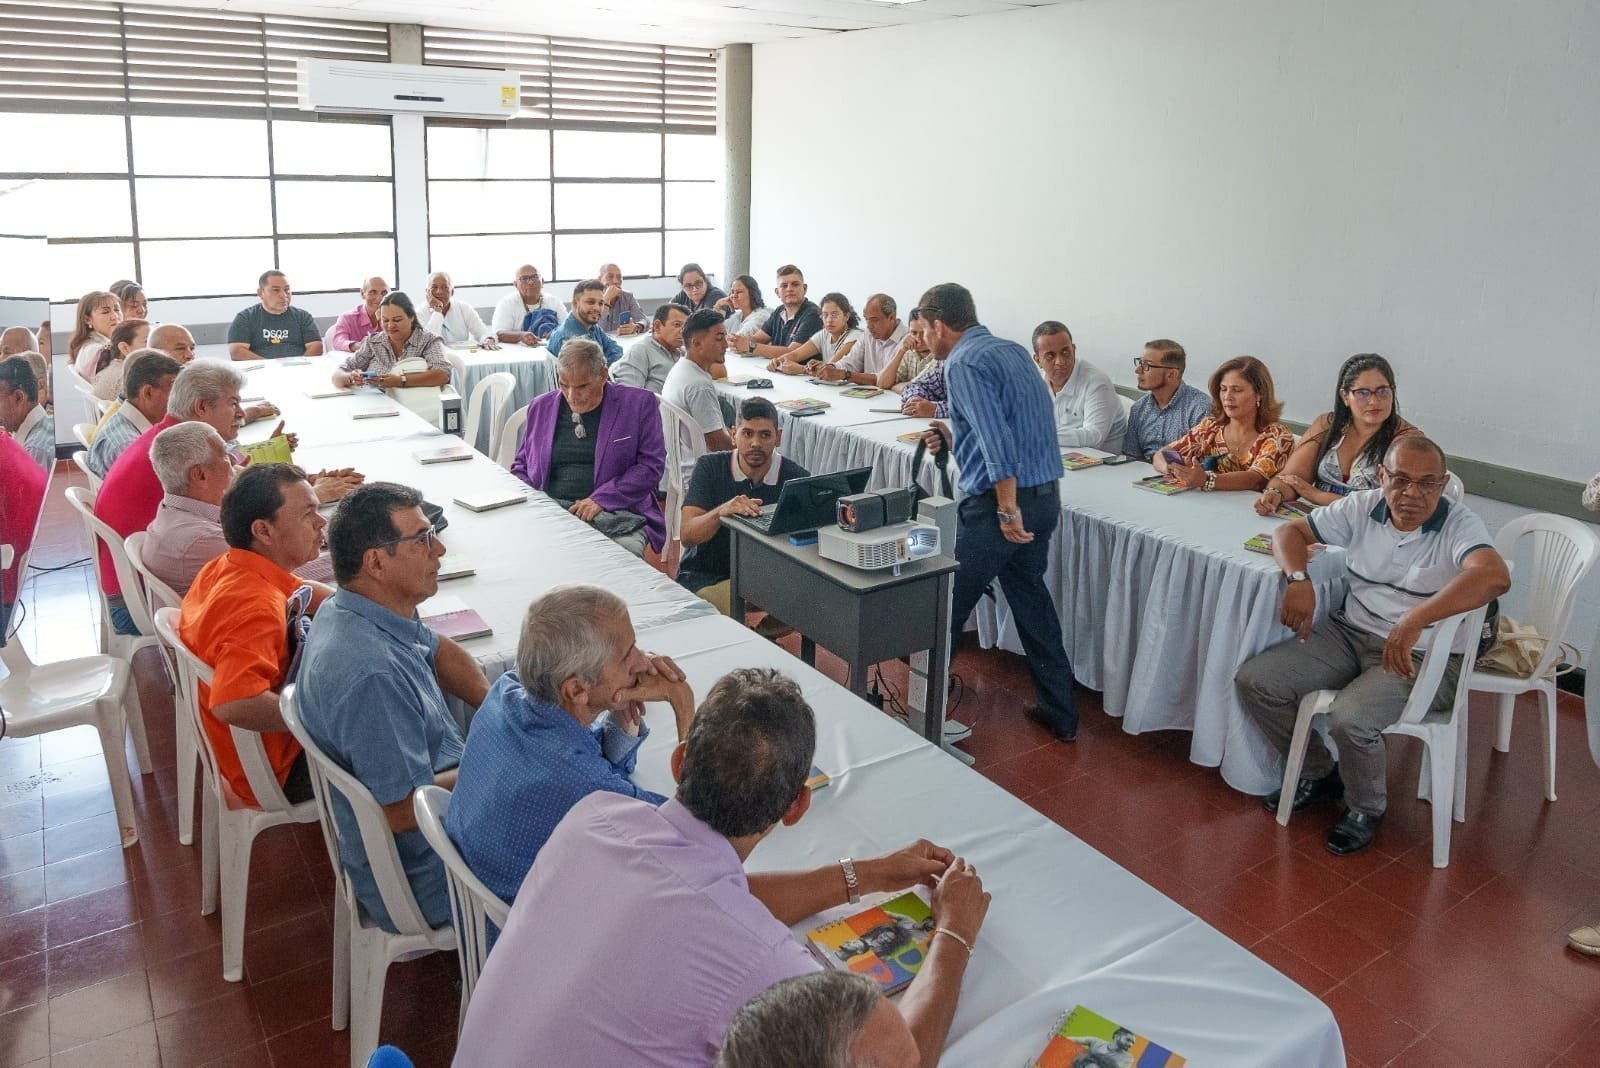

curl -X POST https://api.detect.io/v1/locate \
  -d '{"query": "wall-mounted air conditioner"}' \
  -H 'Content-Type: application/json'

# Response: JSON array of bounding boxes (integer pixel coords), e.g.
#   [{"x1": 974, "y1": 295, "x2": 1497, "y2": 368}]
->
[{"x1": 297, "y1": 59, "x2": 519, "y2": 120}]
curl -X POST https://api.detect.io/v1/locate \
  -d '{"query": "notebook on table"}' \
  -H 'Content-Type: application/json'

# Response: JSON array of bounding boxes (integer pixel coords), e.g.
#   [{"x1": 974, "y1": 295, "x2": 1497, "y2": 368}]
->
[
  {"x1": 1028, "y1": 1005, "x2": 1186, "y2": 1067},
  {"x1": 804, "y1": 888, "x2": 934, "y2": 996},
  {"x1": 419, "y1": 595, "x2": 492, "y2": 641},
  {"x1": 1132, "y1": 474, "x2": 1193, "y2": 495},
  {"x1": 414, "y1": 443, "x2": 474, "y2": 465},
  {"x1": 841, "y1": 386, "x2": 884, "y2": 399},
  {"x1": 436, "y1": 555, "x2": 475, "y2": 580},
  {"x1": 1061, "y1": 450, "x2": 1110, "y2": 471},
  {"x1": 237, "y1": 435, "x2": 293, "y2": 466},
  {"x1": 776, "y1": 397, "x2": 832, "y2": 413},
  {"x1": 306, "y1": 386, "x2": 353, "y2": 399},
  {"x1": 452, "y1": 488, "x2": 526, "y2": 513}
]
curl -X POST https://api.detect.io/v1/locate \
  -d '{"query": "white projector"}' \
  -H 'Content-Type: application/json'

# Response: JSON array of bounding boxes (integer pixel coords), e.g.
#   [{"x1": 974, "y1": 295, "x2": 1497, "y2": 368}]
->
[{"x1": 817, "y1": 522, "x2": 942, "y2": 571}]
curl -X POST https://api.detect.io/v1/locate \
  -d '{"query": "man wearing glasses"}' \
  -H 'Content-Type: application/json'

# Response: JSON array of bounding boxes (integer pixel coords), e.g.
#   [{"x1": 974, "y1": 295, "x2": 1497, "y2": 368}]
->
[
  {"x1": 493, "y1": 264, "x2": 568, "y2": 346},
  {"x1": 1120, "y1": 339, "x2": 1211, "y2": 460},
  {"x1": 1236, "y1": 436, "x2": 1509, "y2": 856},
  {"x1": 295, "y1": 482, "x2": 490, "y2": 933}
]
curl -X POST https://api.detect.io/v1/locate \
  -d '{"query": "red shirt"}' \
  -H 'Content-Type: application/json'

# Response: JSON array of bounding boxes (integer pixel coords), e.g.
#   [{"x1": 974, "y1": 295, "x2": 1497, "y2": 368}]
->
[
  {"x1": 92, "y1": 414, "x2": 180, "y2": 597},
  {"x1": 1, "y1": 432, "x2": 48, "y2": 603},
  {"x1": 178, "y1": 547, "x2": 304, "y2": 807}
]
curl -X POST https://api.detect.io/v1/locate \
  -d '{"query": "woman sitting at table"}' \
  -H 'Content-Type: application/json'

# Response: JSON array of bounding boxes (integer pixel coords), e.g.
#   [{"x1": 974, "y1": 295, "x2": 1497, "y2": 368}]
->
[
  {"x1": 68, "y1": 289, "x2": 121, "y2": 380},
  {"x1": 331, "y1": 292, "x2": 452, "y2": 390},
  {"x1": 511, "y1": 339, "x2": 666, "y2": 558},
  {"x1": 1255, "y1": 353, "x2": 1418, "y2": 515},
  {"x1": 1152, "y1": 355, "x2": 1293, "y2": 492},
  {"x1": 88, "y1": 319, "x2": 150, "y2": 401},
  {"x1": 110, "y1": 280, "x2": 149, "y2": 323},
  {"x1": 766, "y1": 292, "x2": 861, "y2": 376},
  {"x1": 670, "y1": 262, "x2": 726, "y2": 314},
  {"x1": 714, "y1": 274, "x2": 768, "y2": 338}
]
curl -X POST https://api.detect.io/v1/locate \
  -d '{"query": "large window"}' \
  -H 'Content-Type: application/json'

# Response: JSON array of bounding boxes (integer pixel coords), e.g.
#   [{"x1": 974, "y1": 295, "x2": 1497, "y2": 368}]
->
[
  {"x1": 422, "y1": 28, "x2": 722, "y2": 288},
  {"x1": 0, "y1": 1, "x2": 393, "y2": 301}
]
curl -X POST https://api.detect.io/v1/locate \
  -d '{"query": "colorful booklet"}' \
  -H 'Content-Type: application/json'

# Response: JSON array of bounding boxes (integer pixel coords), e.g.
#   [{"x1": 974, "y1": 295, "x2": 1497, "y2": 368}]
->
[
  {"x1": 1244, "y1": 533, "x2": 1274, "y2": 555},
  {"x1": 1029, "y1": 1005, "x2": 1186, "y2": 1068},
  {"x1": 776, "y1": 397, "x2": 832, "y2": 411},
  {"x1": 805, "y1": 889, "x2": 935, "y2": 995},
  {"x1": 806, "y1": 766, "x2": 830, "y2": 790},
  {"x1": 237, "y1": 435, "x2": 292, "y2": 466},
  {"x1": 1273, "y1": 499, "x2": 1314, "y2": 519},
  {"x1": 1062, "y1": 451, "x2": 1104, "y2": 471},
  {"x1": 841, "y1": 386, "x2": 884, "y2": 399},
  {"x1": 420, "y1": 595, "x2": 492, "y2": 641},
  {"x1": 1133, "y1": 474, "x2": 1192, "y2": 495},
  {"x1": 414, "y1": 443, "x2": 475, "y2": 465}
]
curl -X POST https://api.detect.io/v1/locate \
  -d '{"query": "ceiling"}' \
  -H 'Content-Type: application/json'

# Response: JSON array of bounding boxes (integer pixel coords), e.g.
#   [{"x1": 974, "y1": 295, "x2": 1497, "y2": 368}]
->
[{"x1": 170, "y1": 0, "x2": 1069, "y2": 49}]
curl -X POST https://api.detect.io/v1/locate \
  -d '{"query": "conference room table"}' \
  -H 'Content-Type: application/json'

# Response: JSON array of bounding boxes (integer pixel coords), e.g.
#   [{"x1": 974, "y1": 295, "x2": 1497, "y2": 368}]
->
[
  {"x1": 443, "y1": 342, "x2": 554, "y2": 452},
  {"x1": 710, "y1": 369, "x2": 1349, "y2": 797},
  {"x1": 207, "y1": 350, "x2": 1345, "y2": 1065}
]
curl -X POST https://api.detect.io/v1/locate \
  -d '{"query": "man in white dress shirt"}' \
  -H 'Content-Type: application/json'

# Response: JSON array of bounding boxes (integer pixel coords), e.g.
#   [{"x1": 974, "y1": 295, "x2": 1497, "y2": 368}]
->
[
  {"x1": 1031, "y1": 321, "x2": 1126, "y2": 454},
  {"x1": 0, "y1": 357, "x2": 52, "y2": 469},
  {"x1": 492, "y1": 264, "x2": 567, "y2": 346},
  {"x1": 612, "y1": 304, "x2": 687, "y2": 394},
  {"x1": 423, "y1": 272, "x2": 497, "y2": 349},
  {"x1": 813, "y1": 293, "x2": 905, "y2": 385}
]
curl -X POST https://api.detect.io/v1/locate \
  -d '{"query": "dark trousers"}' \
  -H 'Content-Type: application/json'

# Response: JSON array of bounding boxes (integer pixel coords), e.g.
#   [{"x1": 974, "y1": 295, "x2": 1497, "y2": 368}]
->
[{"x1": 950, "y1": 482, "x2": 1076, "y2": 732}]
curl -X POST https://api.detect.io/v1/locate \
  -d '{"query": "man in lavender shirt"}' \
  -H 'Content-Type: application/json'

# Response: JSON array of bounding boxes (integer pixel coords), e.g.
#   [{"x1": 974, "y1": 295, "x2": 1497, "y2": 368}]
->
[
  {"x1": 326, "y1": 276, "x2": 389, "y2": 353},
  {"x1": 454, "y1": 667, "x2": 992, "y2": 1068}
]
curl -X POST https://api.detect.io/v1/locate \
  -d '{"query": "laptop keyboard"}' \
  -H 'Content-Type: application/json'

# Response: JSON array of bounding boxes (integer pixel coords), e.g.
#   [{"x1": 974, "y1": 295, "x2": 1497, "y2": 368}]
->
[{"x1": 746, "y1": 503, "x2": 779, "y2": 532}]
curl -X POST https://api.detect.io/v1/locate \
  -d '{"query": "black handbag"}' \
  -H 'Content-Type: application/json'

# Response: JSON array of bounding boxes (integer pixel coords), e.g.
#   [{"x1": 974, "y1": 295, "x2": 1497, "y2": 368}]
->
[{"x1": 908, "y1": 434, "x2": 952, "y2": 502}]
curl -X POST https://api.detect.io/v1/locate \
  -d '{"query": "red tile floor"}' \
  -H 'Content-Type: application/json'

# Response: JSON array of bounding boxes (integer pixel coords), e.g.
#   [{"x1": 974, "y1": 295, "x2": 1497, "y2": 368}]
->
[{"x1": 4, "y1": 462, "x2": 1600, "y2": 1067}]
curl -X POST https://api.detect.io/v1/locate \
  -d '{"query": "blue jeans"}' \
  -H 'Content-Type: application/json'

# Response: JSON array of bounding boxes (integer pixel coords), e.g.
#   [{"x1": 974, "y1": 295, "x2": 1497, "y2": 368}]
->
[
  {"x1": 950, "y1": 481, "x2": 1077, "y2": 733},
  {"x1": 106, "y1": 595, "x2": 140, "y2": 637}
]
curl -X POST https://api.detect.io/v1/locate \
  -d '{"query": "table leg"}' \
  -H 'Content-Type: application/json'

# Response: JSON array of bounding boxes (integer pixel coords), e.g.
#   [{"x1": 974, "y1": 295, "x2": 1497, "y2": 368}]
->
[
  {"x1": 800, "y1": 635, "x2": 816, "y2": 666},
  {"x1": 849, "y1": 653, "x2": 869, "y2": 700},
  {"x1": 931, "y1": 572, "x2": 972, "y2": 764},
  {"x1": 728, "y1": 531, "x2": 745, "y2": 621}
]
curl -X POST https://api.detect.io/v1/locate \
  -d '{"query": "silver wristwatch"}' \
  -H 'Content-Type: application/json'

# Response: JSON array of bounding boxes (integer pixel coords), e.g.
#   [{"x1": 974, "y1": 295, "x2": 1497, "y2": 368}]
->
[
  {"x1": 1285, "y1": 570, "x2": 1309, "y2": 584},
  {"x1": 839, "y1": 857, "x2": 861, "y2": 903}
]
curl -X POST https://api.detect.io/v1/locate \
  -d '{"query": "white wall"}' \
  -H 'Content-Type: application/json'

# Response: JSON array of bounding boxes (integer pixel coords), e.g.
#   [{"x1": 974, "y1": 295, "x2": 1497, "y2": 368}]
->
[{"x1": 749, "y1": 0, "x2": 1600, "y2": 483}]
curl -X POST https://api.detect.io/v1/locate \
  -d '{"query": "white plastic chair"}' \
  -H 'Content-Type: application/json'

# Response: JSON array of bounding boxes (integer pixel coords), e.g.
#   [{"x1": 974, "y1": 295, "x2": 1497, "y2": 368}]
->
[
  {"x1": 71, "y1": 376, "x2": 107, "y2": 424},
  {"x1": 1466, "y1": 514, "x2": 1600, "y2": 802},
  {"x1": 1275, "y1": 604, "x2": 1488, "y2": 868},
  {"x1": 658, "y1": 398, "x2": 705, "y2": 555},
  {"x1": 72, "y1": 421, "x2": 96, "y2": 449},
  {"x1": 495, "y1": 405, "x2": 528, "y2": 471},
  {"x1": 152, "y1": 607, "x2": 319, "y2": 981},
  {"x1": 279, "y1": 685, "x2": 457, "y2": 1068},
  {"x1": 412, "y1": 785, "x2": 510, "y2": 1027},
  {"x1": 1119, "y1": 392, "x2": 1133, "y2": 418},
  {"x1": 69, "y1": 449, "x2": 102, "y2": 492},
  {"x1": 465, "y1": 371, "x2": 515, "y2": 460},
  {"x1": 1, "y1": 469, "x2": 144, "y2": 847},
  {"x1": 125, "y1": 531, "x2": 196, "y2": 844},
  {"x1": 1444, "y1": 470, "x2": 1465, "y2": 504},
  {"x1": 61, "y1": 486, "x2": 153, "y2": 770}
]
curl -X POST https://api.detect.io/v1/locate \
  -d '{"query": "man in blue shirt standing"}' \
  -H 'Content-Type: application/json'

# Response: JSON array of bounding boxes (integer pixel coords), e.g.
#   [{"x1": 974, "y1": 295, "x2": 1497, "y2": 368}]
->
[
  {"x1": 547, "y1": 279, "x2": 624, "y2": 364},
  {"x1": 919, "y1": 283, "x2": 1078, "y2": 741},
  {"x1": 296, "y1": 483, "x2": 491, "y2": 932}
]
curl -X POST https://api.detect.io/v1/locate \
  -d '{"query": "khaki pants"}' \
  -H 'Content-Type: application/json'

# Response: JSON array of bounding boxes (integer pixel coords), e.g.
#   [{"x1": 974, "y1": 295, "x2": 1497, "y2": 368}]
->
[
  {"x1": 1235, "y1": 614, "x2": 1459, "y2": 817},
  {"x1": 695, "y1": 580, "x2": 791, "y2": 640}
]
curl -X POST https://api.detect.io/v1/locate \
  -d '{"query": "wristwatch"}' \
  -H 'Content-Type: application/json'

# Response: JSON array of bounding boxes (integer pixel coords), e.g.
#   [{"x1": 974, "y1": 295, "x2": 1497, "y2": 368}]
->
[
  {"x1": 1203, "y1": 473, "x2": 1217, "y2": 492},
  {"x1": 838, "y1": 857, "x2": 861, "y2": 904},
  {"x1": 997, "y1": 508, "x2": 1020, "y2": 525},
  {"x1": 400, "y1": 370, "x2": 409, "y2": 388},
  {"x1": 1285, "y1": 570, "x2": 1309, "y2": 584}
]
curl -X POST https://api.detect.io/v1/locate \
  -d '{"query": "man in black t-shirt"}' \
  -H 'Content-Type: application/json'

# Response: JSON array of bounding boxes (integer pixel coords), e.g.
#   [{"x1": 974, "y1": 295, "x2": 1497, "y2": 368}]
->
[
  {"x1": 725, "y1": 264, "x2": 822, "y2": 362},
  {"x1": 227, "y1": 270, "x2": 323, "y2": 361},
  {"x1": 676, "y1": 395, "x2": 809, "y2": 613}
]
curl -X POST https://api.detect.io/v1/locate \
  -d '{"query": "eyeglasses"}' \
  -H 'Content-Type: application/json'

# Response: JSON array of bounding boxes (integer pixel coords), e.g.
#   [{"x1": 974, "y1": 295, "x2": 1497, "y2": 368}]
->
[
  {"x1": 380, "y1": 525, "x2": 440, "y2": 552},
  {"x1": 1384, "y1": 474, "x2": 1448, "y2": 495},
  {"x1": 1346, "y1": 386, "x2": 1394, "y2": 403},
  {"x1": 516, "y1": 274, "x2": 541, "y2": 284},
  {"x1": 1133, "y1": 358, "x2": 1174, "y2": 372}
]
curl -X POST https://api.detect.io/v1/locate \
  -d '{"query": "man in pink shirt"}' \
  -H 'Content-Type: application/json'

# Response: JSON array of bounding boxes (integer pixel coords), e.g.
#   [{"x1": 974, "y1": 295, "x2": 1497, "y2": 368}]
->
[
  {"x1": 454, "y1": 667, "x2": 990, "y2": 1067},
  {"x1": 326, "y1": 276, "x2": 389, "y2": 353}
]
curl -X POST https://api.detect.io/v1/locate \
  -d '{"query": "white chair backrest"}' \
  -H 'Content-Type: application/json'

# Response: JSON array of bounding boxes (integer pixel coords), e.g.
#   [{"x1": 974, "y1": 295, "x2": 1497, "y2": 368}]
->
[
  {"x1": 413, "y1": 786, "x2": 510, "y2": 1003},
  {"x1": 658, "y1": 398, "x2": 702, "y2": 495},
  {"x1": 495, "y1": 405, "x2": 529, "y2": 471},
  {"x1": 123, "y1": 531, "x2": 184, "y2": 616},
  {"x1": 72, "y1": 422, "x2": 96, "y2": 450},
  {"x1": 1444, "y1": 471, "x2": 1464, "y2": 504},
  {"x1": 71, "y1": 377, "x2": 106, "y2": 422},
  {"x1": 466, "y1": 371, "x2": 516, "y2": 460},
  {"x1": 280, "y1": 684, "x2": 435, "y2": 936},
  {"x1": 0, "y1": 461, "x2": 55, "y2": 673},
  {"x1": 1119, "y1": 392, "x2": 1133, "y2": 417},
  {"x1": 69, "y1": 450, "x2": 103, "y2": 492},
  {"x1": 1396, "y1": 604, "x2": 1489, "y2": 728},
  {"x1": 153, "y1": 604, "x2": 296, "y2": 813},
  {"x1": 388, "y1": 355, "x2": 443, "y2": 428},
  {"x1": 1492, "y1": 513, "x2": 1600, "y2": 678},
  {"x1": 63, "y1": 485, "x2": 151, "y2": 634},
  {"x1": 445, "y1": 350, "x2": 467, "y2": 394}
]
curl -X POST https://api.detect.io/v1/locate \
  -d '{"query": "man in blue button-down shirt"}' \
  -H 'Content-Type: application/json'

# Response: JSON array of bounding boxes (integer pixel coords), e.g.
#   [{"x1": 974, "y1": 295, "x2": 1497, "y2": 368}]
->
[
  {"x1": 547, "y1": 279, "x2": 624, "y2": 364},
  {"x1": 297, "y1": 482, "x2": 491, "y2": 932},
  {"x1": 918, "y1": 283, "x2": 1078, "y2": 741}
]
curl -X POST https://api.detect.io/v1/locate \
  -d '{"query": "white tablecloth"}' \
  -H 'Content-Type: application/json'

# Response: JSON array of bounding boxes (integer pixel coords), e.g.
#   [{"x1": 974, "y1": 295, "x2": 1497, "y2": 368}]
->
[
  {"x1": 447, "y1": 344, "x2": 554, "y2": 453},
  {"x1": 631, "y1": 615, "x2": 1345, "y2": 1068}
]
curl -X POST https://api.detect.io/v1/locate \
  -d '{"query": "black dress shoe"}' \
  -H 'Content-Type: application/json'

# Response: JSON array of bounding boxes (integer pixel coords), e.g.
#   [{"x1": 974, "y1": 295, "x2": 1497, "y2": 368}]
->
[
  {"x1": 1025, "y1": 705, "x2": 1077, "y2": 743},
  {"x1": 1326, "y1": 810, "x2": 1383, "y2": 856},
  {"x1": 1260, "y1": 769, "x2": 1343, "y2": 813}
]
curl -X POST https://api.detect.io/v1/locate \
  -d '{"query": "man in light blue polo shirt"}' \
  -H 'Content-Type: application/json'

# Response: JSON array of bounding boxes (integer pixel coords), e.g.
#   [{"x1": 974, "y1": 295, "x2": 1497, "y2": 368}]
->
[
  {"x1": 296, "y1": 482, "x2": 490, "y2": 931},
  {"x1": 546, "y1": 279, "x2": 623, "y2": 364},
  {"x1": 1236, "y1": 436, "x2": 1509, "y2": 856}
]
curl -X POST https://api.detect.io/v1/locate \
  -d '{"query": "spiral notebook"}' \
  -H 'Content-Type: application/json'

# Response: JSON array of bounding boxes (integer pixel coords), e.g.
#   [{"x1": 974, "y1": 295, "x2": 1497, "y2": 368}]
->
[
  {"x1": 804, "y1": 889, "x2": 934, "y2": 995},
  {"x1": 1028, "y1": 1005, "x2": 1186, "y2": 1067},
  {"x1": 419, "y1": 595, "x2": 492, "y2": 641}
]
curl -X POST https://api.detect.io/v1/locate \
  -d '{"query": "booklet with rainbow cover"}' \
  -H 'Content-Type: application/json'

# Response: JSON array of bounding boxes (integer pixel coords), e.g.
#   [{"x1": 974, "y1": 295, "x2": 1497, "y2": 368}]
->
[
  {"x1": 237, "y1": 435, "x2": 292, "y2": 466},
  {"x1": 1273, "y1": 499, "x2": 1314, "y2": 519},
  {"x1": 1244, "y1": 533, "x2": 1274, "y2": 555},
  {"x1": 776, "y1": 397, "x2": 832, "y2": 411},
  {"x1": 805, "y1": 889, "x2": 934, "y2": 995},
  {"x1": 1132, "y1": 474, "x2": 1192, "y2": 495},
  {"x1": 1029, "y1": 1005, "x2": 1186, "y2": 1068},
  {"x1": 1062, "y1": 451, "x2": 1104, "y2": 471}
]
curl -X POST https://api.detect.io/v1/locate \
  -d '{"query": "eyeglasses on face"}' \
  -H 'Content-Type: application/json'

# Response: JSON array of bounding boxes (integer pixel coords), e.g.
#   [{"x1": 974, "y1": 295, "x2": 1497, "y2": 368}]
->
[
  {"x1": 1384, "y1": 474, "x2": 1448, "y2": 495},
  {"x1": 1132, "y1": 358, "x2": 1174, "y2": 372},
  {"x1": 1346, "y1": 386, "x2": 1394, "y2": 403},
  {"x1": 516, "y1": 274, "x2": 541, "y2": 284},
  {"x1": 380, "y1": 525, "x2": 440, "y2": 552}
]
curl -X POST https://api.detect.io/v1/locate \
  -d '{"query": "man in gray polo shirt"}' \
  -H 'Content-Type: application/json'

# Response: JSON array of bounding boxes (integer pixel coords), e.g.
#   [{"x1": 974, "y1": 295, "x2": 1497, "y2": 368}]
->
[
  {"x1": 1235, "y1": 436, "x2": 1509, "y2": 856},
  {"x1": 613, "y1": 303, "x2": 687, "y2": 394}
]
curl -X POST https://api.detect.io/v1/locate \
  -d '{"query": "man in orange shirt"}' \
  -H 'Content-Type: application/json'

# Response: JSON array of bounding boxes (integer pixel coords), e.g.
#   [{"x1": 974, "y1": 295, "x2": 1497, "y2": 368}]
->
[{"x1": 179, "y1": 463, "x2": 331, "y2": 806}]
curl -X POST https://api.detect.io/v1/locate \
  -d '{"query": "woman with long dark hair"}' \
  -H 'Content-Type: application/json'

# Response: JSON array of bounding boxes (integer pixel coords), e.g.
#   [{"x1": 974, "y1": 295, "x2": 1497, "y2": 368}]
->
[
  {"x1": 668, "y1": 262, "x2": 726, "y2": 313},
  {"x1": 1255, "y1": 353, "x2": 1417, "y2": 514},
  {"x1": 332, "y1": 291, "x2": 452, "y2": 389},
  {"x1": 1154, "y1": 355, "x2": 1294, "y2": 492},
  {"x1": 68, "y1": 290, "x2": 122, "y2": 379},
  {"x1": 714, "y1": 274, "x2": 767, "y2": 337},
  {"x1": 766, "y1": 291, "x2": 861, "y2": 376},
  {"x1": 89, "y1": 318, "x2": 151, "y2": 401}
]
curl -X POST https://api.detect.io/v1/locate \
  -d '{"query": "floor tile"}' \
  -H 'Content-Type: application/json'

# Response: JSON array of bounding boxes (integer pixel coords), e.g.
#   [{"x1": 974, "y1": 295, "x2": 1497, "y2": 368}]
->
[
  {"x1": 46, "y1": 923, "x2": 146, "y2": 997},
  {"x1": 46, "y1": 970, "x2": 152, "y2": 1053},
  {"x1": 0, "y1": 869, "x2": 45, "y2": 920},
  {"x1": 152, "y1": 988, "x2": 264, "y2": 1068},
  {"x1": 0, "y1": 1003, "x2": 49, "y2": 1067},
  {"x1": 42, "y1": 846, "x2": 130, "y2": 903},
  {"x1": 0, "y1": 832, "x2": 42, "y2": 878},
  {"x1": 249, "y1": 959, "x2": 333, "y2": 1038},
  {"x1": 147, "y1": 944, "x2": 230, "y2": 1019},
  {"x1": 1319, "y1": 983, "x2": 1420, "y2": 1068},
  {"x1": 265, "y1": 1016, "x2": 351, "y2": 1068},
  {"x1": 49, "y1": 1020, "x2": 160, "y2": 1068},
  {"x1": 42, "y1": 814, "x2": 123, "y2": 866},
  {"x1": 0, "y1": 951, "x2": 47, "y2": 1014}
]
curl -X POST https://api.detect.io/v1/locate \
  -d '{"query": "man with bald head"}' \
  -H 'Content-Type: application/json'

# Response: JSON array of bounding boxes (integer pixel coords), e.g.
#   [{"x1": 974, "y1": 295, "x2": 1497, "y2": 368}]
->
[
  {"x1": 422, "y1": 271, "x2": 497, "y2": 349},
  {"x1": 813, "y1": 293, "x2": 905, "y2": 385},
  {"x1": 596, "y1": 263, "x2": 644, "y2": 336},
  {"x1": 328, "y1": 276, "x2": 390, "y2": 353},
  {"x1": 149, "y1": 323, "x2": 197, "y2": 364},
  {"x1": 1236, "y1": 435, "x2": 1510, "y2": 856},
  {"x1": 0, "y1": 335, "x2": 49, "y2": 410},
  {"x1": 493, "y1": 264, "x2": 566, "y2": 346},
  {"x1": 0, "y1": 326, "x2": 37, "y2": 358}
]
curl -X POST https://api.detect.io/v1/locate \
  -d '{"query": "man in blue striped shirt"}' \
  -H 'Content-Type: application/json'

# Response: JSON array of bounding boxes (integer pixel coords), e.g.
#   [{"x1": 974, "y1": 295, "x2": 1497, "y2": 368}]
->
[{"x1": 918, "y1": 283, "x2": 1078, "y2": 741}]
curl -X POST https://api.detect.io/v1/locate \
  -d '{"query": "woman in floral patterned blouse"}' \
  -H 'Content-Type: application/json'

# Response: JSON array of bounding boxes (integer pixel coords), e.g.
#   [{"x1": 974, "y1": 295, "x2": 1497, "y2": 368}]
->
[{"x1": 1152, "y1": 355, "x2": 1294, "y2": 492}]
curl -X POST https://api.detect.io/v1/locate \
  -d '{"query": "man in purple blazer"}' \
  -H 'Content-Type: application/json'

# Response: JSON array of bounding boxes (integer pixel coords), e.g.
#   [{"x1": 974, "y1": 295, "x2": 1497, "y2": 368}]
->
[{"x1": 512, "y1": 338, "x2": 666, "y2": 557}]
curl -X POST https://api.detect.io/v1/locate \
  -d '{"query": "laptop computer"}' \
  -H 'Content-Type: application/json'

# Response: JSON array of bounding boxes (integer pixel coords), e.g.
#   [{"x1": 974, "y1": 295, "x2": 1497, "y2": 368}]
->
[{"x1": 728, "y1": 467, "x2": 873, "y2": 536}]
